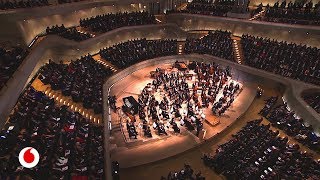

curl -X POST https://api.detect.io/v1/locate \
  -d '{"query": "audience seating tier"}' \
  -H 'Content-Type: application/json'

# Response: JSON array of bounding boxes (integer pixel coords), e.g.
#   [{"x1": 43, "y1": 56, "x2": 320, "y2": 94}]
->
[
  {"x1": 241, "y1": 34, "x2": 320, "y2": 86},
  {"x1": 166, "y1": 0, "x2": 235, "y2": 17},
  {"x1": 46, "y1": 25, "x2": 92, "y2": 41},
  {"x1": 0, "y1": 87, "x2": 104, "y2": 179},
  {"x1": 39, "y1": 54, "x2": 113, "y2": 114},
  {"x1": 80, "y1": 11, "x2": 157, "y2": 34},
  {"x1": 265, "y1": 103, "x2": 320, "y2": 152},
  {"x1": 184, "y1": 30, "x2": 234, "y2": 61},
  {"x1": 259, "y1": 1, "x2": 320, "y2": 26},
  {"x1": 99, "y1": 39, "x2": 178, "y2": 69},
  {"x1": 303, "y1": 93, "x2": 320, "y2": 114},
  {"x1": 0, "y1": 46, "x2": 29, "y2": 91},
  {"x1": 202, "y1": 119, "x2": 320, "y2": 179}
]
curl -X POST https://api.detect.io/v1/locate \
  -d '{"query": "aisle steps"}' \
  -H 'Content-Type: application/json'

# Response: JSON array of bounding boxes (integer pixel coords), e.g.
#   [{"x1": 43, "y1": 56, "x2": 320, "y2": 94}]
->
[{"x1": 231, "y1": 36, "x2": 245, "y2": 64}]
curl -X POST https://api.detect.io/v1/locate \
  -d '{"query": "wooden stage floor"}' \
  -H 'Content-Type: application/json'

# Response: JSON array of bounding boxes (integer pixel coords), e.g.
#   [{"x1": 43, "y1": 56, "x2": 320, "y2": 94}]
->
[{"x1": 109, "y1": 63, "x2": 257, "y2": 168}]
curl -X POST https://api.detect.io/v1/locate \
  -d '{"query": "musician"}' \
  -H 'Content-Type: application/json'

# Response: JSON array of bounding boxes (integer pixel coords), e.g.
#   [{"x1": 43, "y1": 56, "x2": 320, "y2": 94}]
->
[{"x1": 172, "y1": 121, "x2": 180, "y2": 133}]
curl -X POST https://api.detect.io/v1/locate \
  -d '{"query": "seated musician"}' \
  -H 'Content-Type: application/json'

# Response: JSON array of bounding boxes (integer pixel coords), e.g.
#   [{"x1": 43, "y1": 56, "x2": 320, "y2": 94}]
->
[
  {"x1": 143, "y1": 126, "x2": 152, "y2": 138},
  {"x1": 172, "y1": 121, "x2": 180, "y2": 133}
]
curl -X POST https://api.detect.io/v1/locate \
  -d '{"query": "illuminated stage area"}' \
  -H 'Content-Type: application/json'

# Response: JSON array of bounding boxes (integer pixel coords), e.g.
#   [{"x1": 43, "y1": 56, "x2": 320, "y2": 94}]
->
[{"x1": 108, "y1": 61, "x2": 257, "y2": 168}]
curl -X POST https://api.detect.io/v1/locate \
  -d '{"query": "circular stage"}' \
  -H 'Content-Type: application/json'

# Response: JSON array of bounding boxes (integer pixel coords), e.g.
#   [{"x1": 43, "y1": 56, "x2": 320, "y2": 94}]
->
[{"x1": 108, "y1": 61, "x2": 257, "y2": 168}]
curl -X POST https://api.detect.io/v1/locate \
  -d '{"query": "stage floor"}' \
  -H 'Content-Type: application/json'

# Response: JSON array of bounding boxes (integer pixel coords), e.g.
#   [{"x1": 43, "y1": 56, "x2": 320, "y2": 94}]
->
[{"x1": 109, "y1": 63, "x2": 257, "y2": 168}]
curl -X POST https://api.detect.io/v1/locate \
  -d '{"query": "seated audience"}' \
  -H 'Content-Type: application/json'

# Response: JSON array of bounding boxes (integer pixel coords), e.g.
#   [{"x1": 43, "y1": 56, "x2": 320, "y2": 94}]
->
[
  {"x1": 0, "y1": 0, "x2": 49, "y2": 10},
  {"x1": 161, "y1": 164, "x2": 205, "y2": 180},
  {"x1": 39, "y1": 54, "x2": 113, "y2": 114},
  {"x1": 202, "y1": 119, "x2": 320, "y2": 179},
  {"x1": 303, "y1": 93, "x2": 320, "y2": 113},
  {"x1": 166, "y1": 0, "x2": 234, "y2": 17},
  {"x1": 0, "y1": 0, "x2": 90, "y2": 10},
  {"x1": 0, "y1": 87, "x2": 104, "y2": 179},
  {"x1": 46, "y1": 24, "x2": 92, "y2": 41},
  {"x1": 266, "y1": 103, "x2": 320, "y2": 151},
  {"x1": 0, "y1": 46, "x2": 29, "y2": 90},
  {"x1": 80, "y1": 11, "x2": 156, "y2": 33},
  {"x1": 241, "y1": 34, "x2": 320, "y2": 86},
  {"x1": 99, "y1": 38, "x2": 177, "y2": 69},
  {"x1": 259, "y1": 1, "x2": 320, "y2": 26},
  {"x1": 259, "y1": 96, "x2": 278, "y2": 117},
  {"x1": 184, "y1": 30, "x2": 234, "y2": 61}
]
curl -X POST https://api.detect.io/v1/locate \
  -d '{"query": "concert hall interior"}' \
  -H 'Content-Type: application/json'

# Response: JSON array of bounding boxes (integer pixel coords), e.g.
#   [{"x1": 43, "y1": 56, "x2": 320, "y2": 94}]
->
[{"x1": 0, "y1": 0, "x2": 320, "y2": 180}]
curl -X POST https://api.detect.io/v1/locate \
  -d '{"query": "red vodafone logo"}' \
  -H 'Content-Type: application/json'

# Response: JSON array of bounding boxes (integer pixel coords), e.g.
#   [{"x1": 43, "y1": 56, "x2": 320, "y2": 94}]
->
[{"x1": 18, "y1": 147, "x2": 40, "y2": 168}]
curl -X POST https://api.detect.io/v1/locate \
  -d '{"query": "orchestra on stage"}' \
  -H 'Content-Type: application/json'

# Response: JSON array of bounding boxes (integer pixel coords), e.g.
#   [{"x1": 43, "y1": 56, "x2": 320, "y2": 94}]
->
[{"x1": 114, "y1": 61, "x2": 242, "y2": 140}]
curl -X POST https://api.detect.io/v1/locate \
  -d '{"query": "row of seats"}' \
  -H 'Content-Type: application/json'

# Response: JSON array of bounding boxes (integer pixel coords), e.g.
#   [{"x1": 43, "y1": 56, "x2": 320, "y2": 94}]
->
[
  {"x1": 99, "y1": 39, "x2": 178, "y2": 69},
  {"x1": 0, "y1": 46, "x2": 29, "y2": 91},
  {"x1": 0, "y1": 0, "x2": 49, "y2": 10},
  {"x1": 39, "y1": 54, "x2": 113, "y2": 114},
  {"x1": 0, "y1": 0, "x2": 87, "y2": 10},
  {"x1": 303, "y1": 93, "x2": 320, "y2": 113},
  {"x1": 259, "y1": 96, "x2": 279, "y2": 117},
  {"x1": 241, "y1": 34, "x2": 320, "y2": 86},
  {"x1": 46, "y1": 24, "x2": 92, "y2": 41},
  {"x1": 160, "y1": 164, "x2": 205, "y2": 180},
  {"x1": 260, "y1": 1, "x2": 320, "y2": 25},
  {"x1": 184, "y1": 30, "x2": 234, "y2": 61},
  {"x1": 266, "y1": 103, "x2": 320, "y2": 151},
  {"x1": 0, "y1": 87, "x2": 104, "y2": 179},
  {"x1": 43, "y1": 11, "x2": 155, "y2": 42},
  {"x1": 167, "y1": 0, "x2": 233, "y2": 17},
  {"x1": 202, "y1": 119, "x2": 320, "y2": 179},
  {"x1": 80, "y1": 11, "x2": 156, "y2": 33},
  {"x1": 167, "y1": 0, "x2": 319, "y2": 27},
  {"x1": 2, "y1": 0, "x2": 320, "y2": 28}
]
